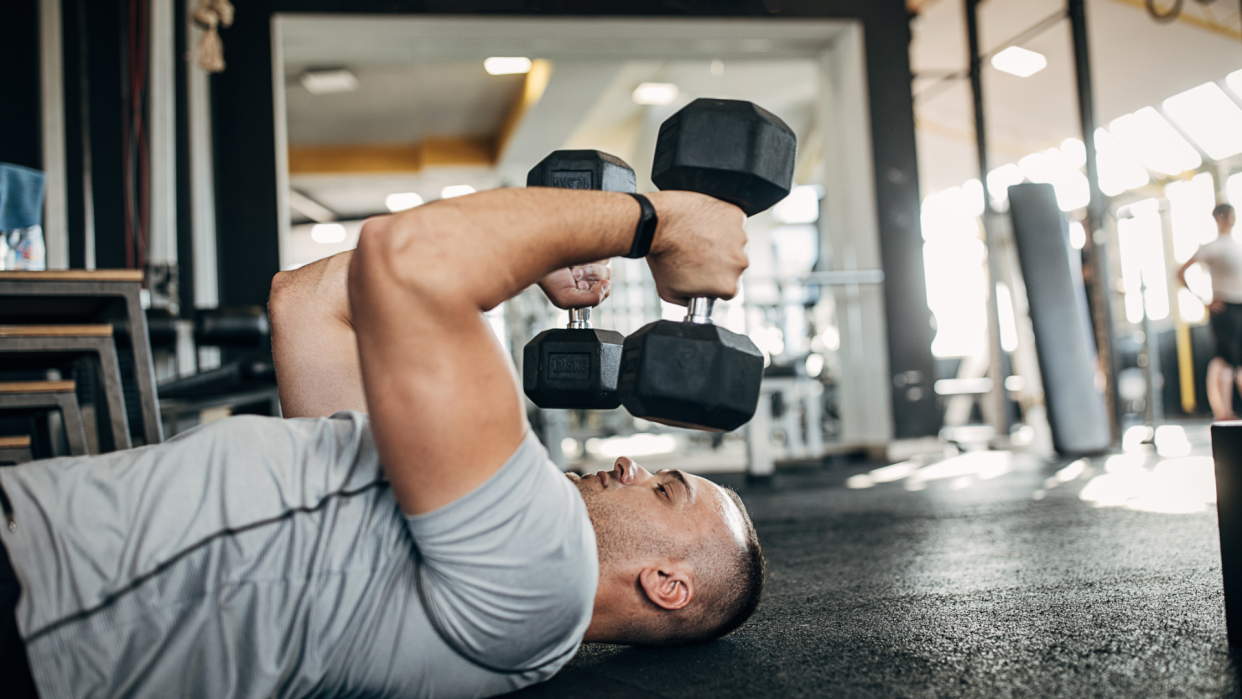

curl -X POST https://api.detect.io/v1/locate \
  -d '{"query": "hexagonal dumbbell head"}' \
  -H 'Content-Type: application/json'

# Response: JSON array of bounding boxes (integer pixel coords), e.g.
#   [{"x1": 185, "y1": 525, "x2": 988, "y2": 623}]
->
[
  {"x1": 527, "y1": 149, "x2": 637, "y2": 194},
  {"x1": 651, "y1": 98, "x2": 797, "y2": 216},
  {"x1": 617, "y1": 321, "x2": 764, "y2": 432},
  {"x1": 523, "y1": 149, "x2": 635, "y2": 410},
  {"x1": 524, "y1": 327, "x2": 626, "y2": 410}
]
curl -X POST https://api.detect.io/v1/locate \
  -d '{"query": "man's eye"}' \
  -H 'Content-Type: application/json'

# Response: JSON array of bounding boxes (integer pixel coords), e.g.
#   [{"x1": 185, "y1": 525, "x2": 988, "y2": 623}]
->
[{"x1": 657, "y1": 484, "x2": 668, "y2": 498}]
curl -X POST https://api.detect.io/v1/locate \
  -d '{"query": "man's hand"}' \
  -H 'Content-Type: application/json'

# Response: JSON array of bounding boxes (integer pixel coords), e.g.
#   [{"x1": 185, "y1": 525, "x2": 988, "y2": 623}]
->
[
  {"x1": 644, "y1": 191, "x2": 749, "y2": 306},
  {"x1": 539, "y1": 262, "x2": 611, "y2": 310}
]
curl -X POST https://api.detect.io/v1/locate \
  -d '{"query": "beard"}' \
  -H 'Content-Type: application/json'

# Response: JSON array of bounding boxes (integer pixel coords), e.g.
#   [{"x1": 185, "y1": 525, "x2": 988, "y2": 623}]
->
[{"x1": 575, "y1": 480, "x2": 678, "y2": 567}]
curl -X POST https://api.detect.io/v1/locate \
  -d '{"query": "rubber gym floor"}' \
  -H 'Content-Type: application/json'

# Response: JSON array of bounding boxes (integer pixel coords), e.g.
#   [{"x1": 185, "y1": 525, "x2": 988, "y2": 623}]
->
[{"x1": 509, "y1": 422, "x2": 1240, "y2": 698}]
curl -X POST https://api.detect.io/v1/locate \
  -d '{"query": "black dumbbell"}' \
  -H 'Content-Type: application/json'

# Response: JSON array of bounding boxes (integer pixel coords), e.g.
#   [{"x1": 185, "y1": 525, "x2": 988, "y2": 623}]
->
[
  {"x1": 522, "y1": 150, "x2": 635, "y2": 410},
  {"x1": 617, "y1": 98, "x2": 797, "y2": 432}
]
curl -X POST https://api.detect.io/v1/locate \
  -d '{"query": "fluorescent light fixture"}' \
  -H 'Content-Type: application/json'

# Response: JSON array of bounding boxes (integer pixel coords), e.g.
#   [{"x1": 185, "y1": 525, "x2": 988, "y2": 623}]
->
[
  {"x1": 1018, "y1": 148, "x2": 1090, "y2": 212},
  {"x1": 632, "y1": 82, "x2": 679, "y2": 106},
  {"x1": 772, "y1": 184, "x2": 822, "y2": 224},
  {"x1": 1109, "y1": 107, "x2": 1202, "y2": 175},
  {"x1": 585, "y1": 433, "x2": 678, "y2": 459},
  {"x1": 310, "y1": 223, "x2": 347, "y2": 244},
  {"x1": 990, "y1": 46, "x2": 1047, "y2": 78},
  {"x1": 1094, "y1": 128, "x2": 1149, "y2": 197},
  {"x1": 440, "y1": 185, "x2": 476, "y2": 199},
  {"x1": 300, "y1": 69, "x2": 358, "y2": 95},
  {"x1": 385, "y1": 192, "x2": 424, "y2": 212},
  {"x1": 1163, "y1": 82, "x2": 1242, "y2": 161},
  {"x1": 483, "y1": 57, "x2": 532, "y2": 76},
  {"x1": 1228, "y1": 69, "x2": 1242, "y2": 100},
  {"x1": 1061, "y1": 138, "x2": 1087, "y2": 168}
]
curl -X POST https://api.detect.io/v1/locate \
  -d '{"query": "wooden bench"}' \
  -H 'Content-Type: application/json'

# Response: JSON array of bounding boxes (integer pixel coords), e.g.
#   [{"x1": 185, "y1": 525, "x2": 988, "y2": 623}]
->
[
  {"x1": 0, "y1": 435, "x2": 32, "y2": 465},
  {"x1": 0, "y1": 324, "x2": 131, "y2": 452},
  {"x1": 0, "y1": 270, "x2": 162, "y2": 446},
  {"x1": 0, "y1": 380, "x2": 88, "y2": 456}
]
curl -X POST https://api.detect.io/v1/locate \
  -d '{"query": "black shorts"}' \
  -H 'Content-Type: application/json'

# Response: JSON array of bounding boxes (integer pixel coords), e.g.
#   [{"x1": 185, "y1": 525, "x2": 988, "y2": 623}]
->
[
  {"x1": 1212, "y1": 302, "x2": 1242, "y2": 366},
  {"x1": 1, "y1": 532, "x2": 39, "y2": 699}
]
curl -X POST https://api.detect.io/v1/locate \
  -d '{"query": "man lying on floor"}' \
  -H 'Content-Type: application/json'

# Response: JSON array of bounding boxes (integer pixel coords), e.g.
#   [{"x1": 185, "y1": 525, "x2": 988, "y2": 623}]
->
[{"x1": 0, "y1": 187, "x2": 766, "y2": 699}]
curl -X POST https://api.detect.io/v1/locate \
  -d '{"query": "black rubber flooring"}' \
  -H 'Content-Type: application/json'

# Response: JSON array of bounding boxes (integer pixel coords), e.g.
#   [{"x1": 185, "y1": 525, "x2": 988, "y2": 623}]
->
[{"x1": 510, "y1": 426, "x2": 1242, "y2": 698}]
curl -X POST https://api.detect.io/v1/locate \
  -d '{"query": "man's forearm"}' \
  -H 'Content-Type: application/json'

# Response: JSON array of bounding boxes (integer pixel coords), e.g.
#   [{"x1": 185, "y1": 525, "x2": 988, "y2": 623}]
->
[{"x1": 356, "y1": 188, "x2": 645, "y2": 312}]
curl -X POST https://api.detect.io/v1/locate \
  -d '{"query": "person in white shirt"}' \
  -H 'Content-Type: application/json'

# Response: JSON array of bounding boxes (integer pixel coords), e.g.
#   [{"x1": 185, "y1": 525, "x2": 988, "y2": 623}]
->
[{"x1": 1178, "y1": 203, "x2": 1241, "y2": 419}]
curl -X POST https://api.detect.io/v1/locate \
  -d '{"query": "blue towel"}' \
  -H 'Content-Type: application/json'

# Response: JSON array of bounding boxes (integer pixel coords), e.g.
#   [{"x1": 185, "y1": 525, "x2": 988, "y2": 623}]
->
[{"x1": 0, "y1": 163, "x2": 46, "y2": 230}]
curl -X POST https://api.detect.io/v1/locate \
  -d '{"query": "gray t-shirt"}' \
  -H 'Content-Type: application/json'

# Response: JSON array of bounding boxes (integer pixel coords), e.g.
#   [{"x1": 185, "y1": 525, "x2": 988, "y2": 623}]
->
[{"x1": 0, "y1": 411, "x2": 597, "y2": 698}]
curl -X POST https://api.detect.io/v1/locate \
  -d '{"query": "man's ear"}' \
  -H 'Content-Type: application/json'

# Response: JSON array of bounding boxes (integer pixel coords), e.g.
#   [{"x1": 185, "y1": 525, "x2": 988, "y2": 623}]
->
[{"x1": 638, "y1": 562, "x2": 694, "y2": 611}]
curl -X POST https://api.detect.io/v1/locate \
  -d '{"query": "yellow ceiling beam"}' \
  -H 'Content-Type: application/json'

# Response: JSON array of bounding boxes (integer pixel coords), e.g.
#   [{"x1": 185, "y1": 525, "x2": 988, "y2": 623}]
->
[{"x1": 287, "y1": 137, "x2": 495, "y2": 175}]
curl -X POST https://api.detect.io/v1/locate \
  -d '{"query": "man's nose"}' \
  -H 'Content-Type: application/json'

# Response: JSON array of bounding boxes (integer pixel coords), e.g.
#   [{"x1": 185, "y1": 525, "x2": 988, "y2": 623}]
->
[{"x1": 612, "y1": 457, "x2": 652, "y2": 485}]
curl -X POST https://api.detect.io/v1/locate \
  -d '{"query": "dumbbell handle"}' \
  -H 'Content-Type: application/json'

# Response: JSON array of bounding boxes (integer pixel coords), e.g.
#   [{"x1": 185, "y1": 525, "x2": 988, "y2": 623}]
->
[
  {"x1": 567, "y1": 307, "x2": 591, "y2": 329},
  {"x1": 684, "y1": 298, "x2": 715, "y2": 325}
]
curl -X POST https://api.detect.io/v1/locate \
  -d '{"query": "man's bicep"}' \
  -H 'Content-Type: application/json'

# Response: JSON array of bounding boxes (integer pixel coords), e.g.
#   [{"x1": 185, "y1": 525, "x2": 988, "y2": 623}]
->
[{"x1": 355, "y1": 293, "x2": 527, "y2": 515}]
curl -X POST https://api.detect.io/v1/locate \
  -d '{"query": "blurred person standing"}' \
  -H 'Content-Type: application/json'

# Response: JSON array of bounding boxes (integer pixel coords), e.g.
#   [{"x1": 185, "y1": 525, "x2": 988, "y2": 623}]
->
[{"x1": 1178, "y1": 204, "x2": 1241, "y2": 419}]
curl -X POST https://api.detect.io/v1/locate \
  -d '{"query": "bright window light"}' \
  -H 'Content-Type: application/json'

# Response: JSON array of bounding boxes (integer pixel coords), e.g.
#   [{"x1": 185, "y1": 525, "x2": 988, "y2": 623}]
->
[
  {"x1": 990, "y1": 46, "x2": 1047, "y2": 78},
  {"x1": 1227, "y1": 172, "x2": 1242, "y2": 214},
  {"x1": 1068, "y1": 221, "x2": 1087, "y2": 250},
  {"x1": 1227, "y1": 69, "x2": 1242, "y2": 100},
  {"x1": 300, "y1": 69, "x2": 359, "y2": 95},
  {"x1": 632, "y1": 82, "x2": 680, "y2": 106},
  {"x1": 961, "y1": 178, "x2": 985, "y2": 216},
  {"x1": 1018, "y1": 148, "x2": 1090, "y2": 212},
  {"x1": 921, "y1": 187, "x2": 981, "y2": 242},
  {"x1": 1061, "y1": 137, "x2": 1087, "y2": 168},
  {"x1": 1163, "y1": 82, "x2": 1242, "y2": 161},
  {"x1": 1109, "y1": 107, "x2": 1202, "y2": 176},
  {"x1": 1094, "y1": 128, "x2": 1150, "y2": 196},
  {"x1": 1179, "y1": 287, "x2": 1207, "y2": 323},
  {"x1": 440, "y1": 185, "x2": 476, "y2": 199},
  {"x1": 1168, "y1": 172, "x2": 1218, "y2": 262},
  {"x1": 483, "y1": 57, "x2": 532, "y2": 75},
  {"x1": 924, "y1": 238, "x2": 988, "y2": 357},
  {"x1": 772, "y1": 185, "x2": 823, "y2": 224},
  {"x1": 310, "y1": 223, "x2": 347, "y2": 244},
  {"x1": 986, "y1": 163, "x2": 1024, "y2": 208},
  {"x1": 1116, "y1": 198, "x2": 1168, "y2": 323},
  {"x1": 384, "y1": 192, "x2": 423, "y2": 212},
  {"x1": 585, "y1": 433, "x2": 678, "y2": 459}
]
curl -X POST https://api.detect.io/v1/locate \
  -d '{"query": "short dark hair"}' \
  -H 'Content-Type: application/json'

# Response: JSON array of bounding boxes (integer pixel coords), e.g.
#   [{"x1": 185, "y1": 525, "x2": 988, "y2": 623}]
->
[
  {"x1": 1215, "y1": 204, "x2": 1235, "y2": 220},
  {"x1": 700, "y1": 487, "x2": 766, "y2": 641}
]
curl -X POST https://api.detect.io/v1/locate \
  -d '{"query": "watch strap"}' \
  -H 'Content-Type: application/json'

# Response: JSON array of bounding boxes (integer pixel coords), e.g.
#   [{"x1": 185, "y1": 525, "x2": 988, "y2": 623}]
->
[{"x1": 624, "y1": 193, "x2": 659, "y2": 259}]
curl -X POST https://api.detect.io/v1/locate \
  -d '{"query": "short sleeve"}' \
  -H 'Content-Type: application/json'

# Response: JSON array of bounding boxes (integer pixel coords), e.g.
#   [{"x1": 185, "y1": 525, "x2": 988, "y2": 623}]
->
[{"x1": 404, "y1": 431, "x2": 598, "y2": 673}]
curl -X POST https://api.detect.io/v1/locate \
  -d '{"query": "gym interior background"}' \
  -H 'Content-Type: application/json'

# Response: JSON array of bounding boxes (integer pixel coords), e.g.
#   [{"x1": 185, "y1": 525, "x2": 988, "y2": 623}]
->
[{"x1": 3, "y1": 0, "x2": 1242, "y2": 695}]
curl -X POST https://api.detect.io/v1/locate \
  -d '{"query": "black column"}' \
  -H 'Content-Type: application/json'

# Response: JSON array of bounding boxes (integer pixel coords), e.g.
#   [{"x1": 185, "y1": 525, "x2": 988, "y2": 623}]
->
[
  {"x1": 0, "y1": 0, "x2": 42, "y2": 170},
  {"x1": 860, "y1": 0, "x2": 940, "y2": 439}
]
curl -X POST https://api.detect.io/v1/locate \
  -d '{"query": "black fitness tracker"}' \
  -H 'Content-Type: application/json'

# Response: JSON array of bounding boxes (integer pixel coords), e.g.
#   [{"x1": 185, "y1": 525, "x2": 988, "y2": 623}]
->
[{"x1": 624, "y1": 193, "x2": 659, "y2": 259}]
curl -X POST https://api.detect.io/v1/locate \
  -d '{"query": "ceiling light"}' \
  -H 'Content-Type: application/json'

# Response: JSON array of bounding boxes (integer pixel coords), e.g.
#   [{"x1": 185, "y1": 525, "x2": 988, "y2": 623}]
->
[
  {"x1": 990, "y1": 46, "x2": 1047, "y2": 78},
  {"x1": 300, "y1": 69, "x2": 358, "y2": 95},
  {"x1": 1228, "y1": 69, "x2": 1242, "y2": 100},
  {"x1": 385, "y1": 192, "x2": 424, "y2": 212},
  {"x1": 311, "y1": 223, "x2": 347, "y2": 244},
  {"x1": 1109, "y1": 107, "x2": 1202, "y2": 176},
  {"x1": 632, "y1": 82, "x2": 679, "y2": 106},
  {"x1": 484, "y1": 57, "x2": 532, "y2": 75},
  {"x1": 1094, "y1": 128, "x2": 1149, "y2": 197},
  {"x1": 1162, "y1": 82, "x2": 1242, "y2": 161},
  {"x1": 440, "y1": 185, "x2": 476, "y2": 199}
]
